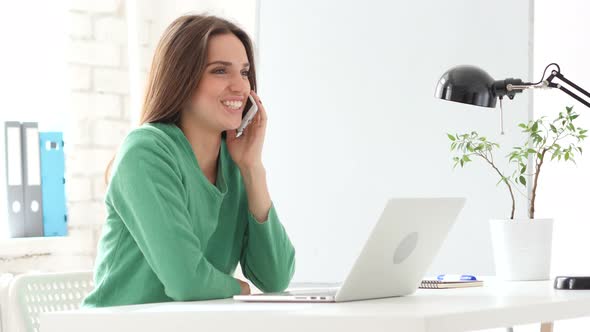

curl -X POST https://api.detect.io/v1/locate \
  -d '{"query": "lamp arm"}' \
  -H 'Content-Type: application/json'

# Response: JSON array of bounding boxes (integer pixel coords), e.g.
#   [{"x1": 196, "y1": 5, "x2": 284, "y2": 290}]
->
[{"x1": 545, "y1": 70, "x2": 590, "y2": 108}]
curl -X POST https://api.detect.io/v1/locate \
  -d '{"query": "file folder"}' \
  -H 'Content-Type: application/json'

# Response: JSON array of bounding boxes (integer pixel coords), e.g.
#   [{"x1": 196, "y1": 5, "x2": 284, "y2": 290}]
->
[
  {"x1": 21, "y1": 122, "x2": 44, "y2": 237},
  {"x1": 4, "y1": 122, "x2": 25, "y2": 237},
  {"x1": 40, "y1": 132, "x2": 68, "y2": 236}
]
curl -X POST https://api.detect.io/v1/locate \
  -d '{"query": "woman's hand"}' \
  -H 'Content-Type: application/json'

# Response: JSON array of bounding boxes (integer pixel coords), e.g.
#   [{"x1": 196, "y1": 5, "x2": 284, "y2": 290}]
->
[
  {"x1": 226, "y1": 90, "x2": 272, "y2": 222},
  {"x1": 236, "y1": 278, "x2": 251, "y2": 295},
  {"x1": 226, "y1": 90, "x2": 267, "y2": 171}
]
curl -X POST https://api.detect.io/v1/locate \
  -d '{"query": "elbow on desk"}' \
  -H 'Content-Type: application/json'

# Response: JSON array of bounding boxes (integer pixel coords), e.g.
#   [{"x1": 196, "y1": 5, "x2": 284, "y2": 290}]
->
[
  {"x1": 164, "y1": 283, "x2": 231, "y2": 302},
  {"x1": 256, "y1": 255, "x2": 296, "y2": 293},
  {"x1": 163, "y1": 281, "x2": 202, "y2": 301},
  {"x1": 162, "y1": 274, "x2": 232, "y2": 302}
]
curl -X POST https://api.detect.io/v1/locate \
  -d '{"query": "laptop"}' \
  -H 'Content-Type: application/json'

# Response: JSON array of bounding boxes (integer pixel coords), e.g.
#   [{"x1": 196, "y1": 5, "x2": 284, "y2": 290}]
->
[{"x1": 233, "y1": 197, "x2": 466, "y2": 303}]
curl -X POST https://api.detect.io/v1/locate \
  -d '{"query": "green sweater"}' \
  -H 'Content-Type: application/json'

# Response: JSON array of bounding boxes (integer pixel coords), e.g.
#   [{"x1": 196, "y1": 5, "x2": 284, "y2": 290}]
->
[{"x1": 82, "y1": 123, "x2": 295, "y2": 307}]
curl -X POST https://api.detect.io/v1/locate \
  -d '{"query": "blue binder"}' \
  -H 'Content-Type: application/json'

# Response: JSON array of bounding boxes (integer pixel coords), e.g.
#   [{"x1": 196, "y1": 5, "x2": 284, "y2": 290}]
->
[{"x1": 39, "y1": 132, "x2": 67, "y2": 236}]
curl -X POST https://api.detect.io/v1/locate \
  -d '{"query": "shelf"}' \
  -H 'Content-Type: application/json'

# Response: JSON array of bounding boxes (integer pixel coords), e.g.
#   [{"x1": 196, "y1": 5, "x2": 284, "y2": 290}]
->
[{"x1": 0, "y1": 236, "x2": 71, "y2": 258}]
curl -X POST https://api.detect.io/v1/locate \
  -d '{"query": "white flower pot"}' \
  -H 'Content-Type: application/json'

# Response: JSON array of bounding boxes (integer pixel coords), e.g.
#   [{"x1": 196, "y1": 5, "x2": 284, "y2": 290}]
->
[{"x1": 489, "y1": 218, "x2": 554, "y2": 281}]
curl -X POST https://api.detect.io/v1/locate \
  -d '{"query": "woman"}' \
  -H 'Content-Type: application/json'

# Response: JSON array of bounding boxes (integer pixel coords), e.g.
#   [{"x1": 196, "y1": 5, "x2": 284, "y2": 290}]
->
[{"x1": 82, "y1": 14, "x2": 295, "y2": 307}]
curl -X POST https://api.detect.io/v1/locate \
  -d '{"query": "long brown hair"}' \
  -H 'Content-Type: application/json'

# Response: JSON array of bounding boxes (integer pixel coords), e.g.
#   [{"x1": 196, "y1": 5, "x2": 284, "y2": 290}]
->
[{"x1": 104, "y1": 14, "x2": 257, "y2": 184}]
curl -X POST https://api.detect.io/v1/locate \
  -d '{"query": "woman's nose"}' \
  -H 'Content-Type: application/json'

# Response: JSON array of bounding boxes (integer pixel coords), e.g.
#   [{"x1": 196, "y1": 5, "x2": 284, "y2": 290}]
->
[{"x1": 229, "y1": 73, "x2": 250, "y2": 92}]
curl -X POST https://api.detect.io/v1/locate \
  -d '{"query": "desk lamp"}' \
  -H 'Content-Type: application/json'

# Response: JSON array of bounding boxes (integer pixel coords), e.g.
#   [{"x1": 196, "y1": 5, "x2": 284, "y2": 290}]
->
[
  {"x1": 434, "y1": 62, "x2": 590, "y2": 290},
  {"x1": 435, "y1": 63, "x2": 590, "y2": 109}
]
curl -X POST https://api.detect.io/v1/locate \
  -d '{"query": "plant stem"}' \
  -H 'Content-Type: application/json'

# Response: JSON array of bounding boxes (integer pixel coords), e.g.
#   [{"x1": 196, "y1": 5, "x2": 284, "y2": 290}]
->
[
  {"x1": 529, "y1": 148, "x2": 548, "y2": 219},
  {"x1": 481, "y1": 153, "x2": 516, "y2": 219}
]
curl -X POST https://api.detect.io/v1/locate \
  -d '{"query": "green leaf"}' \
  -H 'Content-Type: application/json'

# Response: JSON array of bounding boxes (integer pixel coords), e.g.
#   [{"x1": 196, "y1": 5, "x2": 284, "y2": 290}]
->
[
  {"x1": 520, "y1": 165, "x2": 526, "y2": 174},
  {"x1": 519, "y1": 176, "x2": 526, "y2": 186},
  {"x1": 565, "y1": 152, "x2": 570, "y2": 161},
  {"x1": 447, "y1": 133, "x2": 456, "y2": 141},
  {"x1": 550, "y1": 124, "x2": 557, "y2": 133},
  {"x1": 532, "y1": 122, "x2": 539, "y2": 132},
  {"x1": 518, "y1": 123, "x2": 527, "y2": 129}
]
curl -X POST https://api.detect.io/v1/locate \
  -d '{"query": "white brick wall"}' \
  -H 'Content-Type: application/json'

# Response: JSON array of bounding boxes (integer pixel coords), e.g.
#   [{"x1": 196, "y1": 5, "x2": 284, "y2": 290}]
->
[
  {"x1": 0, "y1": 0, "x2": 153, "y2": 274},
  {"x1": 93, "y1": 119, "x2": 131, "y2": 146},
  {"x1": 69, "y1": 0, "x2": 122, "y2": 14},
  {"x1": 67, "y1": 177, "x2": 94, "y2": 202},
  {"x1": 70, "y1": 92, "x2": 122, "y2": 119},
  {"x1": 67, "y1": 147, "x2": 118, "y2": 176},
  {"x1": 92, "y1": 175, "x2": 107, "y2": 201},
  {"x1": 69, "y1": 12, "x2": 92, "y2": 39},
  {"x1": 68, "y1": 202, "x2": 107, "y2": 227},
  {"x1": 95, "y1": 17, "x2": 127, "y2": 44},
  {"x1": 68, "y1": 65, "x2": 92, "y2": 90},
  {"x1": 94, "y1": 68, "x2": 130, "y2": 94},
  {"x1": 68, "y1": 41, "x2": 121, "y2": 67}
]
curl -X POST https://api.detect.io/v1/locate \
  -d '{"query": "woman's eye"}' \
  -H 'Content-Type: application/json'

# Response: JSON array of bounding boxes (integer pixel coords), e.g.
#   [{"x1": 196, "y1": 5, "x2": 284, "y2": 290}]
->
[
  {"x1": 241, "y1": 70, "x2": 250, "y2": 77},
  {"x1": 212, "y1": 68, "x2": 226, "y2": 74}
]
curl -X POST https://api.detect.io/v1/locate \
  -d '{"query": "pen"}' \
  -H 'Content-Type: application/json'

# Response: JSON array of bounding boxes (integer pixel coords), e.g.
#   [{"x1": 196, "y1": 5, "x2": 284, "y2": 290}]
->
[{"x1": 436, "y1": 274, "x2": 477, "y2": 281}]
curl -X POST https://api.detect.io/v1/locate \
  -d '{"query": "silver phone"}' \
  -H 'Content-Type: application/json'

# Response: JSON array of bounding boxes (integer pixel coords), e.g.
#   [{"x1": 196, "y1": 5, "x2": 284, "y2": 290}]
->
[{"x1": 236, "y1": 95, "x2": 258, "y2": 138}]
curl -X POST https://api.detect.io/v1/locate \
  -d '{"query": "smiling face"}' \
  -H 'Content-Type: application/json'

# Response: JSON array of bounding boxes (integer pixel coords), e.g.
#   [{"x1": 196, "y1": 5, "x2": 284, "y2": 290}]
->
[{"x1": 185, "y1": 33, "x2": 252, "y2": 133}]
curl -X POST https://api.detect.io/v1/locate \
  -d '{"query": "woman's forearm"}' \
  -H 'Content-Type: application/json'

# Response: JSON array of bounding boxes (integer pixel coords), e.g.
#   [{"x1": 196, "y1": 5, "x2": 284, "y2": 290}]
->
[{"x1": 240, "y1": 164, "x2": 272, "y2": 222}]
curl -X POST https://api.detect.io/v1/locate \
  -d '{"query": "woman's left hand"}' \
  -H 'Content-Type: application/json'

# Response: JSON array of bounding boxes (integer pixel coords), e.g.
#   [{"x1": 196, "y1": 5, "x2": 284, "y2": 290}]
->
[{"x1": 226, "y1": 90, "x2": 267, "y2": 171}]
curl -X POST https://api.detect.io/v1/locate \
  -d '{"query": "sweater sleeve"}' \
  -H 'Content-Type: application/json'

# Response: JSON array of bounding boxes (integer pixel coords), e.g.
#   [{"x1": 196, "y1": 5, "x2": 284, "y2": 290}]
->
[
  {"x1": 240, "y1": 203, "x2": 296, "y2": 293},
  {"x1": 108, "y1": 132, "x2": 242, "y2": 301}
]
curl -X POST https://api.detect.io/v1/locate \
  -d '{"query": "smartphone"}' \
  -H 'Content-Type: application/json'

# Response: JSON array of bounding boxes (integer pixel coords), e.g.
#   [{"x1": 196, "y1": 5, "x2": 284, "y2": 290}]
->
[{"x1": 236, "y1": 95, "x2": 258, "y2": 138}]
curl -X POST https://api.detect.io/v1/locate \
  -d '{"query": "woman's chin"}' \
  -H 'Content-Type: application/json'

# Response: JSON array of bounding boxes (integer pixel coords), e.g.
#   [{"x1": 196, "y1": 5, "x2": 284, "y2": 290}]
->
[{"x1": 223, "y1": 121, "x2": 241, "y2": 132}]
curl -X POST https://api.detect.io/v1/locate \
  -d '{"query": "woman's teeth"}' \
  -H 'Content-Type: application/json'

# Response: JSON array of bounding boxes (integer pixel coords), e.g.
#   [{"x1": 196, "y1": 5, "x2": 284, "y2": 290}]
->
[{"x1": 222, "y1": 100, "x2": 243, "y2": 110}]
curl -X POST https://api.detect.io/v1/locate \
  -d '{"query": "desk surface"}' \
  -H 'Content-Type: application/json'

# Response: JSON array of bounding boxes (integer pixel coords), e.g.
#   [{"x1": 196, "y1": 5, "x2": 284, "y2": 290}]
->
[{"x1": 41, "y1": 280, "x2": 590, "y2": 332}]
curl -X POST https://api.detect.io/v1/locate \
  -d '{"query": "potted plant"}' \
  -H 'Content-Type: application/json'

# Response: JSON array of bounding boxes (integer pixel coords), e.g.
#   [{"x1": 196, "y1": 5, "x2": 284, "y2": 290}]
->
[{"x1": 448, "y1": 106, "x2": 587, "y2": 280}]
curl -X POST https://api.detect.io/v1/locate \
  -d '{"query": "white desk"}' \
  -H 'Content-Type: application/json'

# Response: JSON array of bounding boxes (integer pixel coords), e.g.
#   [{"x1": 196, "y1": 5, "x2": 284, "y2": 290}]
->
[{"x1": 40, "y1": 280, "x2": 590, "y2": 332}]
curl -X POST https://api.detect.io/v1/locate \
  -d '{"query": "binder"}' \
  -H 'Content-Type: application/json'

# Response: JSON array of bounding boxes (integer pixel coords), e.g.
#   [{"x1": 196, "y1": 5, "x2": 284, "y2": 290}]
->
[
  {"x1": 21, "y1": 122, "x2": 44, "y2": 237},
  {"x1": 39, "y1": 132, "x2": 68, "y2": 236},
  {"x1": 4, "y1": 122, "x2": 25, "y2": 237}
]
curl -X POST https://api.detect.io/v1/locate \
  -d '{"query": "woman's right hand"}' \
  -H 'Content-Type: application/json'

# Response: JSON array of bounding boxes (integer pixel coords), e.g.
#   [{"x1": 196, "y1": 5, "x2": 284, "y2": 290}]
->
[{"x1": 236, "y1": 278, "x2": 251, "y2": 295}]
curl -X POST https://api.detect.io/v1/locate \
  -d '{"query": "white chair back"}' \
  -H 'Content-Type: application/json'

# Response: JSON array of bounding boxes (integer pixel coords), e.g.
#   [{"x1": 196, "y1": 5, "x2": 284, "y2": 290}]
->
[
  {"x1": 6, "y1": 271, "x2": 94, "y2": 332},
  {"x1": 0, "y1": 273, "x2": 15, "y2": 332}
]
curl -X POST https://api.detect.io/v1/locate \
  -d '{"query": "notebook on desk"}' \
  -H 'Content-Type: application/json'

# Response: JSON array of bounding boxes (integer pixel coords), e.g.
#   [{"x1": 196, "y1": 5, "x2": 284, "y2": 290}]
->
[
  {"x1": 234, "y1": 197, "x2": 466, "y2": 303},
  {"x1": 419, "y1": 279, "x2": 483, "y2": 289}
]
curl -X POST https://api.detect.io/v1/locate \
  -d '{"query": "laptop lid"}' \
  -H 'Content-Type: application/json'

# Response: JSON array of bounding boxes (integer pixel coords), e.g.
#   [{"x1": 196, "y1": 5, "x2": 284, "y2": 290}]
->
[{"x1": 334, "y1": 197, "x2": 466, "y2": 302}]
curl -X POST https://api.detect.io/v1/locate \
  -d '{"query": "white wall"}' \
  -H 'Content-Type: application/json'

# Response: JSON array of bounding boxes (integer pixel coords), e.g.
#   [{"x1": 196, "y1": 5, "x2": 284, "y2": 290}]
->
[
  {"x1": 0, "y1": 0, "x2": 132, "y2": 273},
  {"x1": 258, "y1": 0, "x2": 533, "y2": 282},
  {"x1": 0, "y1": 1, "x2": 69, "y2": 238},
  {"x1": 534, "y1": 0, "x2": 590, "y2": 330},
  {"x1": 535, "y1": 0, "x2": 590, "y2": 276}
]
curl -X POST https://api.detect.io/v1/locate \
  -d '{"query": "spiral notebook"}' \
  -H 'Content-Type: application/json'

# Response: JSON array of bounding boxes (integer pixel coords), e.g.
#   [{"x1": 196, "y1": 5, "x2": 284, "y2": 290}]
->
[{"x1": 419, "y1": 279, "x2": 484, "y2": 289}]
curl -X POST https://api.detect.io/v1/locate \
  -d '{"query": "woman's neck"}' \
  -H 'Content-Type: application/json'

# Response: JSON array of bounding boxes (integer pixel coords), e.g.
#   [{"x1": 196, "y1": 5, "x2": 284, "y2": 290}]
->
[{"x1": 179, "y1": 118, "x2": 222, "y2": 181}]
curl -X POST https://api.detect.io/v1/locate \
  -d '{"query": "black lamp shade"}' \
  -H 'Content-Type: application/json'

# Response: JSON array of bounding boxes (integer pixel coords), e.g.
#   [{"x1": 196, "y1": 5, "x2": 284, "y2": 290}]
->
[{"x1": 435, "y1": 65, "x2": 497, "y2": 108}]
